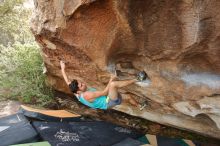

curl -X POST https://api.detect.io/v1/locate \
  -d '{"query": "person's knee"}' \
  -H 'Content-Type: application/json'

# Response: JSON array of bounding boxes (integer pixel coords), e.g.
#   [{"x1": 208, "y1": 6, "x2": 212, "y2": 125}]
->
[
  {"x1": 109, "y1": 81, "x2": 117, "y2": 88},
  {"x1": 121, "y1": 95, "x2": 131, "y2": 102},
  {"x1": 128, "y1": 96, "x2": 132, "y2": 100}
]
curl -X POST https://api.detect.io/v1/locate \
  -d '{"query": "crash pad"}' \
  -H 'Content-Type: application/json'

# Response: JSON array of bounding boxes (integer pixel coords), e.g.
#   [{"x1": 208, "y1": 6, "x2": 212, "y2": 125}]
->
[
  {"x1": 33, "y1": 121, "x2": 143, "y2": 146},
  {"x1": 20, "y1": 105, "x2": 81, "y2": 122},
  {"x1": 0, "y1": 113, "x2": 28, "y2": 125},
  {"x1": 0, "y1": 114, "x2": 39, "y2": 146}
]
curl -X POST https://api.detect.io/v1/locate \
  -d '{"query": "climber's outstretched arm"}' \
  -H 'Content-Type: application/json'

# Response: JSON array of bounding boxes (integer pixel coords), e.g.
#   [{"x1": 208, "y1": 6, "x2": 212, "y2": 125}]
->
[{"x1": 60, "y1": 60, "x2": 71, "y2": 85}]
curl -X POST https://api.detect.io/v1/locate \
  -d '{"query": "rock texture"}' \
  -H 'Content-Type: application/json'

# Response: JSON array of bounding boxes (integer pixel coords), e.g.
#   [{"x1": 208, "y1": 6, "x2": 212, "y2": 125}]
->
[{"x1": 31, "y1": 0, "x2": 220, "y2": 139}]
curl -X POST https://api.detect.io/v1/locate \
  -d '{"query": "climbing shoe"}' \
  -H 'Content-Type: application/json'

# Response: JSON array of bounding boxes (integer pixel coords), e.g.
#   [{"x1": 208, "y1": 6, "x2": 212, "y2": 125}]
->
[{"x1": 137, "y1": 71, "x2": 147, "y2": 81}]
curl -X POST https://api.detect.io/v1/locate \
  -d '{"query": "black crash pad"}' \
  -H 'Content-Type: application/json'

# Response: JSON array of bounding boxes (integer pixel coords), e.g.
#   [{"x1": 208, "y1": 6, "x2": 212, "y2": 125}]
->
[
  {"x1": 0, "y1": 113, "x2": 39, "y2": 146},
  {"x1": 0, "y1": 113, "x2": 28, "y2": 125},
  {"x1": 33, "y1": 121, "x2": 143, "y2": 146}
]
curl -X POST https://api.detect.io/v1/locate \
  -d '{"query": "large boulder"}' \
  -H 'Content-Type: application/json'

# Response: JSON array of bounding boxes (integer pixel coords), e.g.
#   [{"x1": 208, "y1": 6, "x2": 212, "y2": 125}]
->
[{"x1": 31, "y1": 0, "x2": 220, "y2": 139}]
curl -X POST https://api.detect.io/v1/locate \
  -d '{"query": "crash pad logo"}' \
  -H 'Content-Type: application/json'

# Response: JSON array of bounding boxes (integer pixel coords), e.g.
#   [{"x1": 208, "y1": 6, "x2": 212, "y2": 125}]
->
[
  {"x1": 114, "y1": 127, "x2": 131, "y2": 134},
  {"x1": 54, "y1": 129, "x2": 80, "y2": 142}
]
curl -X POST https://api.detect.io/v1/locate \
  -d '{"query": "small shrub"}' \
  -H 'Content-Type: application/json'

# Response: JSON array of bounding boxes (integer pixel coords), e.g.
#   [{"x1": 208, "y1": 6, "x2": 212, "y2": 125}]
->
[{"x1": 0, "y1": 42, "x2": 53, "y2": 106}]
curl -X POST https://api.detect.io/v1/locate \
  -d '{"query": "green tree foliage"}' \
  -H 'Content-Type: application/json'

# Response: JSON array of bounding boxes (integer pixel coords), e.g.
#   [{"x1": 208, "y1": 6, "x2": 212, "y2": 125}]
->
[
  {"x1": 0, "y1": 43, "x2": 53, "y2": 105},
  {"x1": 0, "y1": 0, "x2": 33, "y2": 45},
  {"x1": 0, "y1": 0, "x2": 53, "y2": 105}
]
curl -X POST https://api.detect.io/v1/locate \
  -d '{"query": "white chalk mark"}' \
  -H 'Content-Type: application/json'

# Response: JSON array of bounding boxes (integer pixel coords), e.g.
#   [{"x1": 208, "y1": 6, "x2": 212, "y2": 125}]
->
[
  {"x1": 135, "y1": 79, "x2": 151, "y2": 87},
  {"x1": 39, "y1": 125, "x2": 49, "y2": 130},
  {"x1": 114, "y1": 127, "x2": 131, "y2": 134},
  {"x1": 181, "y1": 72, "x2": 220, "y2": 89},
  {"x1": 17, "y1": 115, "x2": 21, "y2": 121}
]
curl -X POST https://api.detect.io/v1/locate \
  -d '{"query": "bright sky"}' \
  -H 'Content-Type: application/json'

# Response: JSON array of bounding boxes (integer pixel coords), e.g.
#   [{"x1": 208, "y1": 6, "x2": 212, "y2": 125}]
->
[{"x1": 23, "y1": 0, "x2": 34, "y2": 9}]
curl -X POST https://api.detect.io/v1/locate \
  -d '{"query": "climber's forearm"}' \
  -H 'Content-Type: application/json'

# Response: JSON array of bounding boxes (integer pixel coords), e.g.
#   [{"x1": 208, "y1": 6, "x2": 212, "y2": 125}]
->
[
  {"x1": 103, "y1": 76, "x2": 115, "y2": 94},
  {"x1": 61, "y1": 68, "x2": 71, "y2": 85}
]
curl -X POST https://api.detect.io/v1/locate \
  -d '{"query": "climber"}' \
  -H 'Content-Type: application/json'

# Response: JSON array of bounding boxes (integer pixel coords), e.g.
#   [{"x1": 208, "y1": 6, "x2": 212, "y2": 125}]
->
[{"x1": 60, "y1": 60, "x2": 148, "y2": 110}]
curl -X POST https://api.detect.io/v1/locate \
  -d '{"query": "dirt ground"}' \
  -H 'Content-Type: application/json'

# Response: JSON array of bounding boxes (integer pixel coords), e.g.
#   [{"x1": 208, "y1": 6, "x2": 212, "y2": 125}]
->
[{"x1": 0, "y1": 100, "x2": 21, "y2": 117}]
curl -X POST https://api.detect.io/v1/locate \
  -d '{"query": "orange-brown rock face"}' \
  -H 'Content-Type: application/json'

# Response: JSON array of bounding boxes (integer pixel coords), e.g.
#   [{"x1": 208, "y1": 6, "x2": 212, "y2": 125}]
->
[{"x1": 31, "y1": 0, "x2": 220, "y2": 138}]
